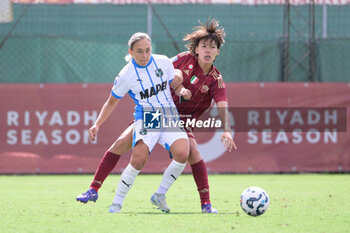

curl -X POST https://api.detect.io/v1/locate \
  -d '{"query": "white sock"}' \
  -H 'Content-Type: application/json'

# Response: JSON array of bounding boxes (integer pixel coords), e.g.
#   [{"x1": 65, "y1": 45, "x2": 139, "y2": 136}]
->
[
  {"x1": 156, "y1": 160, "x2": 186, "y2": 195},
  {"x1": 113, "y1": 163, "x2": 140, "y2": 206}
]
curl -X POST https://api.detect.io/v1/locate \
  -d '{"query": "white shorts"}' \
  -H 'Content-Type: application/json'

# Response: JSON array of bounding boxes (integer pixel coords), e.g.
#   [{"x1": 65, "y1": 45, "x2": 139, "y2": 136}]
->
[{"x1": 132, "y1": 120, "x2": 188, "y2": 153}]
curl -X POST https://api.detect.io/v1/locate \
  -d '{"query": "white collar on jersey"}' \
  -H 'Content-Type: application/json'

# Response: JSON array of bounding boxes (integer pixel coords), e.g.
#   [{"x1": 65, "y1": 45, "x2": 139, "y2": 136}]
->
[{"x1": 132, "y1": 55, "x2": 154, "y2": 68}]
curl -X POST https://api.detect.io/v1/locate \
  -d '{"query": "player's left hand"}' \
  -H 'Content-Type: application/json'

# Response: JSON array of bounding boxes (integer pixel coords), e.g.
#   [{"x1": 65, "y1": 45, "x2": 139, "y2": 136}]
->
[
  {"x1": 180, "y1": 88, "x2": 192, "y2": 100},
  {"x1": 221, "y1": 131, "x2": 237, "y2": 152}
]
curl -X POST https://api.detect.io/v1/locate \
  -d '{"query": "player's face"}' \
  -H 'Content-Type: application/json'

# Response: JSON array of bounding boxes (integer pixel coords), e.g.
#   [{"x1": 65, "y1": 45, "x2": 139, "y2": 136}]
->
[
  {"x1": 195, "y1": 39, "x2": 220, "y2": 65},
  {"x1": 130, "y1": 38, "x2": 152, "y2": 66}
]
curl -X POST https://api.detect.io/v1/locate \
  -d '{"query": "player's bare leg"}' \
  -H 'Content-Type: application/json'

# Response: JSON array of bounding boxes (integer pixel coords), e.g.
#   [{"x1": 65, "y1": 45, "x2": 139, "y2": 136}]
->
[
  {"x1": 76, "y1": 125, "x2": 133, "y2": 204},
  {"x1": 151, "y1": 138, "x2": 189, "y2": 213},
  {"x1": 187, "y1": 137, "x2": 218, "y2": 213},
  {"x1": 108, "y1": 124, "x2": 133, "y2": 155}
]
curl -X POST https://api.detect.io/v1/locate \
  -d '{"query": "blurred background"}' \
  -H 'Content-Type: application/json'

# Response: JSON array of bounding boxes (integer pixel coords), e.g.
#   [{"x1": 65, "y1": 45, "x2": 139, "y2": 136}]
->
[
  {"x1": 1, "y1": 0, "x2": 350, "y2": 83},
  {"x1": 1, "y1": 0, "x2": 349, "y2": 174}
]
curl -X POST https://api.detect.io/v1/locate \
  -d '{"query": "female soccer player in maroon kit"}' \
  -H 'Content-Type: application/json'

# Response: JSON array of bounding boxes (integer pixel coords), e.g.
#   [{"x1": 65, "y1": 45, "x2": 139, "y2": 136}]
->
[{"x1": 77, "y1": 18, "x2": 236, "y2": 213}]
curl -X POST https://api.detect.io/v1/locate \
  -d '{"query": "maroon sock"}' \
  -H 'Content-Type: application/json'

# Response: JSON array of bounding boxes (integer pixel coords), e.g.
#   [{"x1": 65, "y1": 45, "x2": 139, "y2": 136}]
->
[
  {"x1": 90, "y1": 151, "x2": 121, "y2": 192},
  {"x1": 190, "y1": 159, "x2": 210, "y2": 205}
]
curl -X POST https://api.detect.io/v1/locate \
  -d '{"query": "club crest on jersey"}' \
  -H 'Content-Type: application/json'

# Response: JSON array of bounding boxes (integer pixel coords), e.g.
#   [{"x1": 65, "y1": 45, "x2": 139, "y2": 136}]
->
[
  {"x1": 190, "y1": 75, "x2": 199, "y2": 85},
  {"x1": 139, "y1": 129, "x2": 147, "y2": 135},
  {"x1": 155, "y1": 68, "x2": 163, "y2": 77},
  {"x1": 201, "y1": 85, "x2": 209, "y2": 93},
  {"x1": 188, "y1": 64, "x2": 193, "y2": 69}
]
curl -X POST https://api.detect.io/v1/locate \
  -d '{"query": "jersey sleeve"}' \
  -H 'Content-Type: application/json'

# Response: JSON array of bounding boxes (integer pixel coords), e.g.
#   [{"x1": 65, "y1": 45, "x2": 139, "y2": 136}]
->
[
  {"x1": 210, "y1": 78, "x2": 228, "y2": 103},
  {"x1": 111, "y1": 66, "x2": 130, "y2": 99},
  {"x1": 165, "y1": 57, "x2": 175, "y2": 84},
  {"x1": 171, "y1": 52, "x2": 189, "y2": 69}
]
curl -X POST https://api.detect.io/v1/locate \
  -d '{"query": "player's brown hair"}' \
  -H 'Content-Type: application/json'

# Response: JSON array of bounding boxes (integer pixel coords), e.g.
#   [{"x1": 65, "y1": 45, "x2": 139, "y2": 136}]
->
[
  {"x1": 125, "y1": 32, "x2": 151, "y2": 62},
  {"x1": 184, "y1": 18, "x2": 225, "y2": 57},
  {"x1": 128, "y1": 32, "x2": 151, "y2": 50}
]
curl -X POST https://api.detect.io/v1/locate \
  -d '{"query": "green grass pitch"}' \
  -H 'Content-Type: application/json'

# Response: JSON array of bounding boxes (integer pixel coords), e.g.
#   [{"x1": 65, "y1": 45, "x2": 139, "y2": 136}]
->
[{"x1": 1, "y1": 174, "x2": 349, "y2": 233}]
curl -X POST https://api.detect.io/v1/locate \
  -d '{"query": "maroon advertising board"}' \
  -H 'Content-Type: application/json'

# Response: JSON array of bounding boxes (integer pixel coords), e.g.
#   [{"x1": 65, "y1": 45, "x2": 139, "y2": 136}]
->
[{"x1": 0, "y1": 83, "x2": 349, "y2": 173}]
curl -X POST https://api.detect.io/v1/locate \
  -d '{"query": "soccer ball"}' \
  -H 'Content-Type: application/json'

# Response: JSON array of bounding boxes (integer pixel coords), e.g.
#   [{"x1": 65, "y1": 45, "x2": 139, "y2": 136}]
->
[{"x1": 240, "y1": 187, "x2": 269, "y2": 216}]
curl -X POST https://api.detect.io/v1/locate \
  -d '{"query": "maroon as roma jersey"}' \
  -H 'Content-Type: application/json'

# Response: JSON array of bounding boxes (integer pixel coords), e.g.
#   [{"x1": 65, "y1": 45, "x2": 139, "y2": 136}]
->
[{"x1": 171, "y1": 51, "x2": 227, "y2": 123}]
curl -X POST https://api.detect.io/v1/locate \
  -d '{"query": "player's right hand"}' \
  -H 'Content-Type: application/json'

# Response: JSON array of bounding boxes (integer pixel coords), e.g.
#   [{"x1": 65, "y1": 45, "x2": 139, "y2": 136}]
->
[
  {"x1": 88, "y1": 125, "x2": 99, "y2": 142},
  {"x1": 171, "y1": 69, "x2": 184, "y2": 89},
  {"x1": 221, "y1": 131, "x2": 237, "y2": 152}
]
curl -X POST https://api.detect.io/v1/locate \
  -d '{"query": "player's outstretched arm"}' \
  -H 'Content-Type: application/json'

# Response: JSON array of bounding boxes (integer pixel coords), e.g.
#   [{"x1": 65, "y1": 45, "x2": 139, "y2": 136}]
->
[
  {"x1": 88, "y1": 94, "x2": 120, "y2": 142},
  {"x1": 217, "y1": 101, "x2": 237, "y2": 151}
]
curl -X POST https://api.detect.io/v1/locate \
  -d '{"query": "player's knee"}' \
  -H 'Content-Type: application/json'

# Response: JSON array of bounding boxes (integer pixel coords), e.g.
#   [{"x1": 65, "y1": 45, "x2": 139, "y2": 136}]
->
[
  {"x1": 188, "y1": 149, "x2": 202, "y2": 165},
  {"x1": 130, "y1": 142, "x2": 149, "y2": 170},
  {"x1": 169, "y1": 139, "x2": 189, "y2": 163},
  {"x1": 109, "y1": 137, "x2": 132, "y2": 154},
  {"x1": 173, "y1": 148, "x2": 189, "y2": 164},
  {"x1": 130, "y1": 152, "x2": 147, "y2": 170}
]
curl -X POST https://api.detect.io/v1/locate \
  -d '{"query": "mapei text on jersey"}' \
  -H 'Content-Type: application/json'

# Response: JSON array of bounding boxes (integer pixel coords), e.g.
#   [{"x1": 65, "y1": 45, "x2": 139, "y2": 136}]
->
[{"x1": 139, "y1": 81, "x2": 167, "y2": 99}]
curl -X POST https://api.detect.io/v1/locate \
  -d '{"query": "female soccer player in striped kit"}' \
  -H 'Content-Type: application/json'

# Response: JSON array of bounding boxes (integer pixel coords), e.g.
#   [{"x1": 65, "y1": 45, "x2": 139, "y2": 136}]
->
[
  {"x1": 85, "y1": 32, "x2": 192, "y2": 213},
  {"x1": 77, "y1": 19, "x2": 235, "y2": 213}
]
